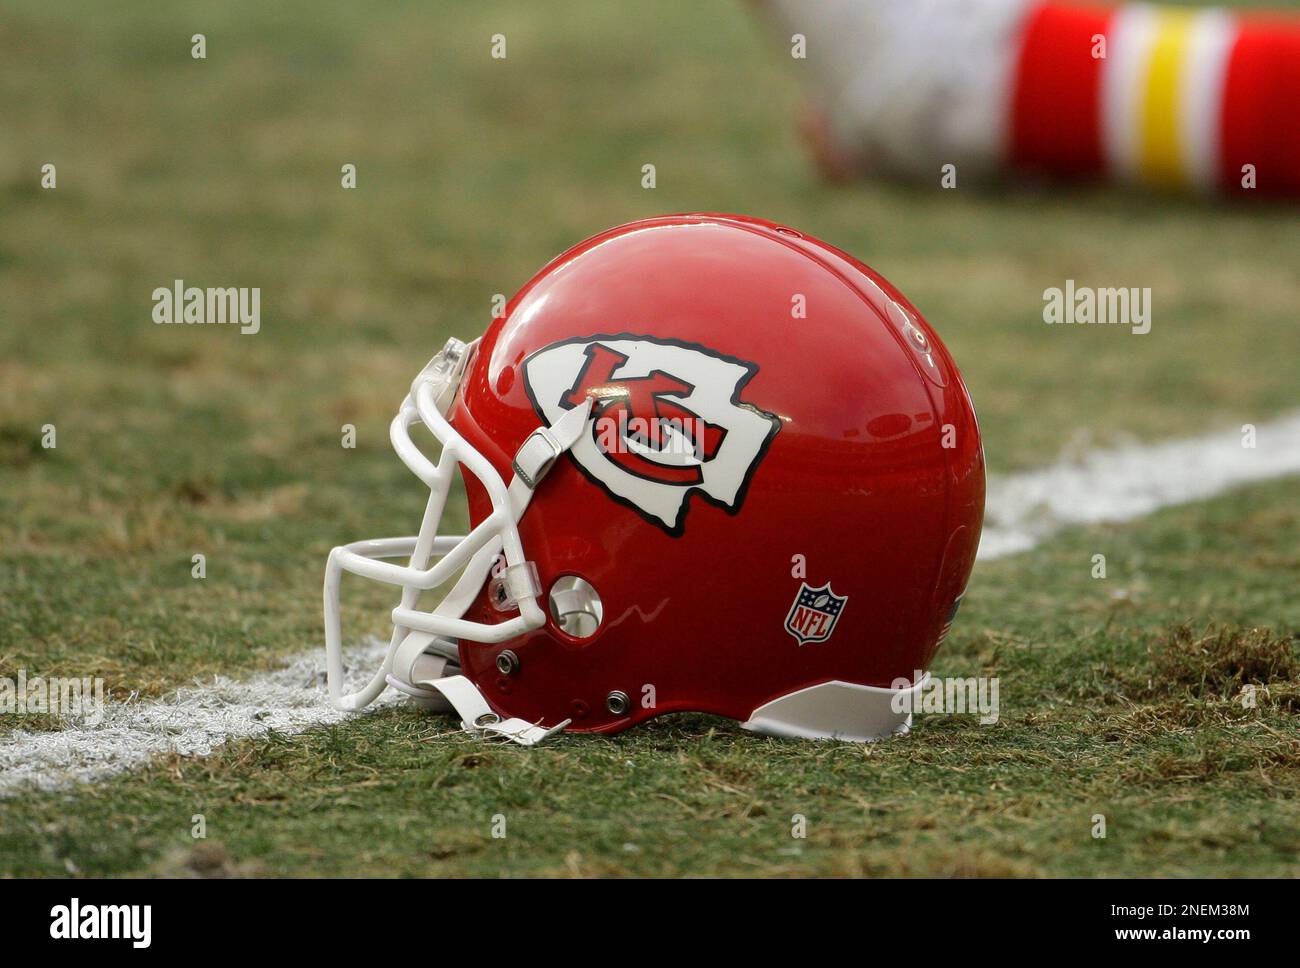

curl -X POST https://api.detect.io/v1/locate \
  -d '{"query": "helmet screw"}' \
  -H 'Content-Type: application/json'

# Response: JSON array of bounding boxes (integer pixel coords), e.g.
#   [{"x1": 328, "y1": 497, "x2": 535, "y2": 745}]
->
[
  {"x1": 495, "y1": 650, "x2": 520, "y2": 676},
  {"x1": 605, "y1": 690, "x2": 630, "y2": 716}
]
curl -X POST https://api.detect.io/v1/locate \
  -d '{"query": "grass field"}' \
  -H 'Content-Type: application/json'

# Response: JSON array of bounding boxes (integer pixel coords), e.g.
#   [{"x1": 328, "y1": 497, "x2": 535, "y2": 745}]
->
[{"x1": 1, "y1": 0, "x2": 1297, "y2": 877}]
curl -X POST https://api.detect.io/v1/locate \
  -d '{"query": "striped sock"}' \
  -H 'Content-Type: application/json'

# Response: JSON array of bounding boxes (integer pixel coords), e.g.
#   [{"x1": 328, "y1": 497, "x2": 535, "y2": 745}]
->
[{"x1": 1011, "y1": 3, "x2": 1300, "y2": 195}]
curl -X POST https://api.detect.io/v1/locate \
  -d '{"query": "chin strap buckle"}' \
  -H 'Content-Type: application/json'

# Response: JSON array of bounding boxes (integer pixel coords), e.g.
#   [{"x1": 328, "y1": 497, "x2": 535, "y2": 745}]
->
[
  {"x1": 512, "y1": 429, "x2": 564, "y2": 490},
  {"x1": 417, "y1": 674, "x2": 569, "y2": 747},
  {"x1": 511, "y1": 397, "x2": 594, "y2": 490}
]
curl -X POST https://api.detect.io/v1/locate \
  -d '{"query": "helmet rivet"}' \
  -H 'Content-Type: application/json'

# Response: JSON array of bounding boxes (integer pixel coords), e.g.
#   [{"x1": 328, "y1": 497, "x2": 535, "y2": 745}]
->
[
  {"x1": 496, "y1": 650, "x2": 520, "y2": 676},
  {"x1": 605, "y1": 690, "x2": 630, "y2": 716}
]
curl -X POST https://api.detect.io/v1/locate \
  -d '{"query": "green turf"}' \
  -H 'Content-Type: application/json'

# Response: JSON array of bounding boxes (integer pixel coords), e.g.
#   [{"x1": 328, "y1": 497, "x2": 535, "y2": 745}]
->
[
  {"x1": 1, "y1": 480, "x2": 1297, "y2": 877},
  {"x1": 1, "y1": 0, "x2": 1297, "y2": 876}
]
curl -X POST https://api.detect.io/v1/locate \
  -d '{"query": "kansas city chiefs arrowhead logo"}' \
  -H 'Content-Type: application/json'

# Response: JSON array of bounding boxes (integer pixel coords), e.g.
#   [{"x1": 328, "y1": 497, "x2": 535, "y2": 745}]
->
[{"x1": 523, "y1": 334, "x2": 781, "y2": 535}]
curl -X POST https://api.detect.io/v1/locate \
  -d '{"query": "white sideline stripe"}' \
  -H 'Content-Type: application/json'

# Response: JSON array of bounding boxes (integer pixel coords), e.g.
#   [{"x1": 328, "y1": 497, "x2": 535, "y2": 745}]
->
[
  {"x1": 0, "y1": 640, "x2": 396, "y2": 797},
  {"x1": 979, "y1": 412, "x2": 1300, "y2": 560},
  {"x1": 2, "y1": 414, "x2": 1298, "y2": 795}
]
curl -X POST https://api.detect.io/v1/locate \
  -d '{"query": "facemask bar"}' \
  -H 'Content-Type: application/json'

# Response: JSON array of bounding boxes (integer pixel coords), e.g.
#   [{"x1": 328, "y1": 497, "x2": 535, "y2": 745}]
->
[{"x1": 323, "y1": 337, "x2": 593, "y2": 722}]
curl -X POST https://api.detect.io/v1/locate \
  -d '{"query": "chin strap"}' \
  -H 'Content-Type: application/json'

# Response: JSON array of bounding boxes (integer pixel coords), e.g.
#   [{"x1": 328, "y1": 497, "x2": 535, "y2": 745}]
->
[
  {"x1": 393, "y1": 398, "x2": 595, "y2": 747},
  {"x1": 416, "y1": 674, "x2": 571, "y2": 746}
]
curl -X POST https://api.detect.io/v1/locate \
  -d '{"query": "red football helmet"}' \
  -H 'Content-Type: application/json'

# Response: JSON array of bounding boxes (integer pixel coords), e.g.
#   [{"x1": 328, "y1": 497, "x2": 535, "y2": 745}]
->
[{"x1": 324, "y1": 214, "x2": 984, "y2": 744}]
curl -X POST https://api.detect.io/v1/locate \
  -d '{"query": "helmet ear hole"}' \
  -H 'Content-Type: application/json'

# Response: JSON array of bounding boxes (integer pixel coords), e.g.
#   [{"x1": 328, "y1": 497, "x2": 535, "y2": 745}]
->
[{"x1": 548, "y1": 576, "x2": 603, "y2": 639}]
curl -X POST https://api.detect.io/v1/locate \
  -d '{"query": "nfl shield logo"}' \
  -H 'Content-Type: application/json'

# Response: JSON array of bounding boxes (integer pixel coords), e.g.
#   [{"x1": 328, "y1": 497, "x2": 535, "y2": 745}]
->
[{"x1": 784, "y1": 582, "x2": 848, "y2": 646}]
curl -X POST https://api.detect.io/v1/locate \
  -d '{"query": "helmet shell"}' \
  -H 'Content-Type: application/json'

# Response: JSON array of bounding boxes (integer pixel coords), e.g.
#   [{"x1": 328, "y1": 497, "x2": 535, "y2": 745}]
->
[{"x1": 448, "y1": 214, "x2": 984, "y2": 733}]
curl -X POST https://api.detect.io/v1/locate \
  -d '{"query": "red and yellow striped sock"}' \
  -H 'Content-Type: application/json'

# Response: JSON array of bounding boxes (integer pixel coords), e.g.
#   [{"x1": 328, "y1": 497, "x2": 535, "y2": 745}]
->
[{"x1": 1010, "y1": 3, "x2": 1300, "y2": 195}]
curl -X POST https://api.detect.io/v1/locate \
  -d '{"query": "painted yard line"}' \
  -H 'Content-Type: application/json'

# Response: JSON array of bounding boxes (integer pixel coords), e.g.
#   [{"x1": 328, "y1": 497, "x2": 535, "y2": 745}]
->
[
  {"x1": 0, "y1": 639, "x2": 396, "y2": 796},
  {"x1": 1, "y1": 414, "x2": 1298, "y2": 796},
  {"x1": 978, "y1": 412, "x2": 1300, "y2": 560}
]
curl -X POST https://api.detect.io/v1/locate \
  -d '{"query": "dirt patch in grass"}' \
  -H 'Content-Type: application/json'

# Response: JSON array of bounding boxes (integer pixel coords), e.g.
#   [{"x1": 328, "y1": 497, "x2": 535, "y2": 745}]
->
[
  {"x1": 146, "y1": 842, "x2": 265, "y2": 879},
  {"x1": 1149, "y1": 623, "x2": 1298, "y2": 698}
]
